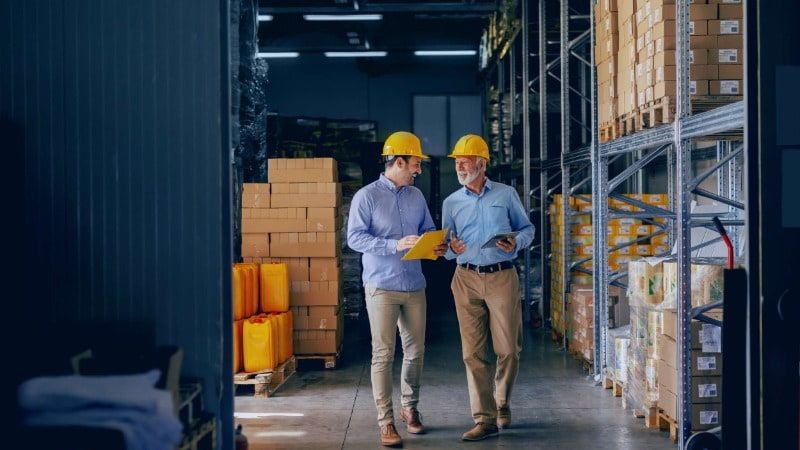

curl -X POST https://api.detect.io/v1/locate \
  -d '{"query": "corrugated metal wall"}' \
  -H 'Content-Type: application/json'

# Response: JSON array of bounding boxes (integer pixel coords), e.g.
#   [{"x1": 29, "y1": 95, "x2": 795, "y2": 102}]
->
[{"x1": 1, "y1": 1, "x2": 233, "y2": 448}]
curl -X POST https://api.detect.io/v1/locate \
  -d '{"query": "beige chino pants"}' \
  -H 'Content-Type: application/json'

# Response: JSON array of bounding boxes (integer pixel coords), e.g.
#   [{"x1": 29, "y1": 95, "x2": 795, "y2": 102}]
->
[
  {"x1": 365, "y1": 284, "x2": 426, "y2": 426},
  {"x1": 451, "y1": 265, "x2": 523, "y2": 424}
]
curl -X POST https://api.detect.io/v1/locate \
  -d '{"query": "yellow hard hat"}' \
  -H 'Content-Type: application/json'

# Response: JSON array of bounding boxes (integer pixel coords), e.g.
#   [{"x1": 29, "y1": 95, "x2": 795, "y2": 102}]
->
[
  {"x1": 448, "y1": 134, "x2": 490, "y2": 161},
  {"x1": 382, "y1": 131, "x2": 429, "y2": 160}
]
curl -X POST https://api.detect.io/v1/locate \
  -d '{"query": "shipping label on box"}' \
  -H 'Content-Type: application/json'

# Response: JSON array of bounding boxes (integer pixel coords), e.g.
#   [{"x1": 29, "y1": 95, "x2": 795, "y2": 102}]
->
[
  {"x1": 711, "y1": 80, "x2": 741, "y2": 95},
  {"x1": 310, "y1": 258, "x2": 340, "y2": 281},
  {"x1": 693, "y1": 376, "x2": 722, "y2": 403},
  {"x1": 270, "y1": 182, "x2": 342, "y2": 208},
  {"x1": 693, "y1": 352, "x2": 723, "y2": 376},
  {"x1": 266, "y1": 257, "x2": 310, "y2": 281},
  {"x1": 270, "y1": 232, "x2": 340, "y2": 258},
  {"x1": 709, "y1": 19, "x2": 741, "y2": 35},
  {"x1": 242, "y1": 234, "x2": 270, "y2": 258},
  {"x1": 268, "y1": 158, "x2": 338, "y2": 183},
  {"x1": 712, "y1": 48, "x2": 739, "y2": 64},
  {"x1": 692, "y1": 404, "x2": 722, "y2": 430}
]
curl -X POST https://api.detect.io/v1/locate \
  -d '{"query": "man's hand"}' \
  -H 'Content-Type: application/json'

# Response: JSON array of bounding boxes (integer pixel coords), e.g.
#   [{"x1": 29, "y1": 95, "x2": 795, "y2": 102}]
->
[
  {"x1": 496, "y1": 236, "x2": 516, "y2": 253},
  {"x1": 396, "y1": 235, "x2": 420, "y2": 251},
  {"x1": 449, "y1": 231, "x2": 467, "y2": 255},
  {"x1": 433, "y1": 243, "x2": 447, "y2": 257}
]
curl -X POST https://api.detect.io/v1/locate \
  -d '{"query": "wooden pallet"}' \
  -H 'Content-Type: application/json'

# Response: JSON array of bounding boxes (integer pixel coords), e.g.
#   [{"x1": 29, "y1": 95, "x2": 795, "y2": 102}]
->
[
  {"x1": 599, "y1": 120, "x2": 621, "y2": 143},
  {"x1": 619, "y1": 110, "x2": 639, "y2": 136},
  {"x1": 657, "y1": 410, "x2": 679, "y2": 443},
  {"x1": 295, "y1": 345, "x2": 342, "y2": 369},
  {"x1": 234, "y1": 356, "x2": 296, "y2": 398},
  {"x1": 633, "y1": 405, "x2": 661, "y2": 428},
  {"x1": 638, "y1": 96, "x2": 675, "y2": 130},
  {"x1": 691, "y1": 95, "x2": 743, "y2": 114},
  {"x1": 602, "y1": 375, "x2": 624, "y2": 397}
]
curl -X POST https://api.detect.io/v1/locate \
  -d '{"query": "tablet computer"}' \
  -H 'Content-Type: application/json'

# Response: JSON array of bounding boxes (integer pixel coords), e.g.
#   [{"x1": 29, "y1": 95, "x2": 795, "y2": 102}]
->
[{"x1": 481, "y1": 231, "x2": 519, "y2": 249}]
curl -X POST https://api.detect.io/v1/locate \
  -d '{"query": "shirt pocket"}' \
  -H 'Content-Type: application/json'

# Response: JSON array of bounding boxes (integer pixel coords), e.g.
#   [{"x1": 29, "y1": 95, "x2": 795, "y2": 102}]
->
[{"x1": 488, "y1": 203, "x2": 512, "y2": 233}]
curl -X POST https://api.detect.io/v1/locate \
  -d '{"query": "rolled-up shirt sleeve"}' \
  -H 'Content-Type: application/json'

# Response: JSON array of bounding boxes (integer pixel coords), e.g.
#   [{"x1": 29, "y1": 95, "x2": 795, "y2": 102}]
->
[{"x1": 347, "y1": 190, "x2": 398, "y2": 255}]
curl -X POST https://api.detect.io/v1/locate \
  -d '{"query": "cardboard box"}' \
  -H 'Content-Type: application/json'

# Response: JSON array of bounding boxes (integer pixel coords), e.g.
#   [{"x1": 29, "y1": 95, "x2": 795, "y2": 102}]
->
[
  {"x1": 243, "y1": 183, "x2": 270, "y2": 193},
  {"x1": 242, "y1": 208, "x2": 307, "y2": 233},
  {"x1": 293, "y1": 326, "x2": 342, "y2": 355},
  {"x1": 618, "y1": 0, "x2": 635, "y2": 20},
  {"x1": 266, "y1": 257, "x2": 310, "y2": 281},
  {"x1": 692, "y1": 376, "x2": 723, "y2": 403},
  {"x1": 690, "y1": 35, "x2": 718, "y2": 49},
  {"x1": 692, "y1": 403, "x2": 722, "y2": 430},
  {"x1": 270, "y1": 182, "x2": 342, "y2": 208},
  {"x1": 290, "y1": 280, "x2": 342, "y2": 306},
  {"x1": 657, "y1": 358, "x2": 678, "y2": 392},
  {"x1": 655, "y1": 65, "x2": 719, "y2": 82},
  {"x1": 693, "y1": 352, "x2": 723, "y2": 376},
  {"x1": 690, "y1": 4, "x2": 718, "y2": 20},
  {"x1": 306, "y1": 207, "x2": 341, "y2": 232},
  {"x1": 689, "y1": 20, "x2": 708, "y2": 36},
  {"x1": 242, "y1": 192, "x2": 270, "y2": 209},
  {"x1": 710, "y1": 79, "x2": 741, "y2": 95},
  {"x1": 270, "y1": 232, "x2": 340, "y2": 258},
  {"x1": 717, "y1": 34, "x2": 743, "y2": 49},
  {"x1": 718, "y1": 3, "x2": 743, "y2": 19},
  {"x1": 659, "y1": 384, "x2": 678, "y2": 419},
  {"x1": 659, "y1": 333, "x2": 678, "y2": 368},
  {"x1": 310, "y1": 258, "x2": 340, "y2": 282},
  {"x1": 663, "y1": 309, "x2": 678, "y2": 339},
  {"x1": 268, "y1": 158, "x2": 338, "y2": 183},
  {"x1": 710, "y1": 48, "x2": 740, "y2": 64},
  {"x1": 708, "y1": 19, "x2": 741, "y2": 35},
  {"x1": 291, "y1": 305, "x2": 340, "y2": 330},
  {"x1": 241, "y1": 234, "x2": 269, "y2": 258},
  {"x1": 718, "y1": 64, "x2": 743, "y2": 79},
  {"x1": 691, "y1": 318, "x2": 723, "y2": 351}
]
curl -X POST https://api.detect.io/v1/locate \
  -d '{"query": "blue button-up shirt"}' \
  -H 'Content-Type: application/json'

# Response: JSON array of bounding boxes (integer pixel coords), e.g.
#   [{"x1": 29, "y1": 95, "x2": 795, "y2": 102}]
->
[
  {"x1": 442, "y1": 179, "x2": 535, "y2": 265},
  {"x1": 347, "y1": 174, "x2": 435, "y2": 292}
]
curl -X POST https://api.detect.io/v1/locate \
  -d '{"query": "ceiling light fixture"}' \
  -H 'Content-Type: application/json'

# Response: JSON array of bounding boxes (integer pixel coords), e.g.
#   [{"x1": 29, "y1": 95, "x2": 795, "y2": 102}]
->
[
  {"x1": 324, "y1": 51, "x2": 387, "y2": 57},
  {"x1": 257, "y1": 14, "x2": 273, "y2": 21},
  {"x1": 303, "y1": 14, "x2": 382, "y2": 21},
  {"x1": 256, "y1": 52, "x2": 299, "y2": 58},
  {"x1": 414, "y1": 50, "x2": 477, "y2": 56}
]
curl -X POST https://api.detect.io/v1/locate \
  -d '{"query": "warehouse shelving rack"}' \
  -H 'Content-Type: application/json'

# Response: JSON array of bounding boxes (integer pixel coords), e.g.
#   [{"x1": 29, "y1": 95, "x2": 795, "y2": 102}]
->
[{"x1": 483, "y1": 0, "x2": 747, "y2": 446}]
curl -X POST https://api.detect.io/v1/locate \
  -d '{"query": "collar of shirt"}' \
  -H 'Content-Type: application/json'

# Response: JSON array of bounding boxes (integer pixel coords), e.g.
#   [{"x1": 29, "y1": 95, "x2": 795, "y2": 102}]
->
[
  {"x1": 462, "y1": 178, "x2": 494, "y2": 197},
  {"x1": 379, "y1": 173, "x2": 404, "y2": 193}
]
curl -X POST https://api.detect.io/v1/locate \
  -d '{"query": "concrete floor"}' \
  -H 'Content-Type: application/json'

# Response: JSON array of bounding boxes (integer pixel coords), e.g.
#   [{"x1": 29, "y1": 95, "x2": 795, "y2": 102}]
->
[{"x1": 235, "y1": 314, "x2": 677, "y2": 450}]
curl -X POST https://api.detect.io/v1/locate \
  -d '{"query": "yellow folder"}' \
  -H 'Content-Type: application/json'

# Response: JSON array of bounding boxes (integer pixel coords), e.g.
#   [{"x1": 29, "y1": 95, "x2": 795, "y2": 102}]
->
[{"x1": 401, "y1": 228, "x2": 449, "y2": 261}]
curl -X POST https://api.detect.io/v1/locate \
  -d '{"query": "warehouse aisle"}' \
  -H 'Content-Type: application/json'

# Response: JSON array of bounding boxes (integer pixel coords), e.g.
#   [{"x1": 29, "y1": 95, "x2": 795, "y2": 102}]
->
[{"x1": 235, "y1": 311, "x2": 675, "y2": 450}]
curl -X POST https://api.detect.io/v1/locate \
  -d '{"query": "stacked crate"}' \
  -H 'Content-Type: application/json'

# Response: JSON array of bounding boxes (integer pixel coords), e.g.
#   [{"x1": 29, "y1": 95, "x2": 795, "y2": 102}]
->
[
  {"x1": 548, "y1": 193, "x2": 670, "y2": 337},
  {"x1": 658, "y1": 308, "x2": 723, "y2": 430},
  {"x1": 626, "y1": 257, "x2": 725, "y2": 425},
  {"x1": 595, "y1": 0, "x2": 620, "y2": 141},
  {"x1": 242, "y1": 158, "x2": 345, "y2": 357},
  {"x1": 597, "y1": 0, "x2": 744, "y2": 139}
]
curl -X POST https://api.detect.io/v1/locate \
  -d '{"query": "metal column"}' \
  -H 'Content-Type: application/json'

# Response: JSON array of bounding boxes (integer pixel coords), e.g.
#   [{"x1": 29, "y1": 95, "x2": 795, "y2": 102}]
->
[
  {"x1": 522, "y1": 0, "x2": 532, "y2": 317},
  {"x1": 539, "y1": 0, "x2": 550, "y2": 327},
  {"x1": 559, "y1": 0, "x2": 571, "y2": 351}
]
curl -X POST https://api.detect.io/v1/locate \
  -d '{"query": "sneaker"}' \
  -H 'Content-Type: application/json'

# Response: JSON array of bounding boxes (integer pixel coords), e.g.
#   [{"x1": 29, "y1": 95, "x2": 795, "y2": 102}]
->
[
  {"x1": 400, "y1": 407, "x2": 425, "y2": 434},
  {"x1": 497, "y1": 406, "x2": 511, "y2": 429},
  {"x1": 461, "y1": 422, "x2": 499, "y2": 441},
  {"x1": 380, "y1": 423, "x2": 402, "y2": 447}
]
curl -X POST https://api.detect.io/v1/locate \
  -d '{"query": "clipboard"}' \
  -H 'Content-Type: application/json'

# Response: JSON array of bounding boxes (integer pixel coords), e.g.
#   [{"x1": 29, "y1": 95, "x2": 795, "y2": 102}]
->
[
  {"x1": 481, "y1": 231, "x2": 519, "y2": 249},
  {"x1": 401, "y1": 228, "x2": 449, "y2": 260}
]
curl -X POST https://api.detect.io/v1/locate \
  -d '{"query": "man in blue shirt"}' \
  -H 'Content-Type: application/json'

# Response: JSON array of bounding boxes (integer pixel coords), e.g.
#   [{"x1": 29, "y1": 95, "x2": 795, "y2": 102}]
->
[
  {"x1": 347, "y1": 131, "x2": 446, "y2": 447},
  {"x1": 442, "y1": 134, "x2": 535, "y2": 441}
]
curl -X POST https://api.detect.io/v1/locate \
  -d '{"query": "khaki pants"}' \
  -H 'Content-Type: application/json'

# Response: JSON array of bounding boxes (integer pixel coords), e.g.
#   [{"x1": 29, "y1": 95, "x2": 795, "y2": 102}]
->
[
  {"x1": 365, "y1": 284, "x2": 426, "y2": 426},
  {"x1": 451, "y1": 265, "x2": 522, "y2": 423}
]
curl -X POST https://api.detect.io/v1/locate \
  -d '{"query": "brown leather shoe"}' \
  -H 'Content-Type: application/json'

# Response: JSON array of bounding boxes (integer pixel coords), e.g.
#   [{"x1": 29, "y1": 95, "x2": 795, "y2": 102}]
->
[
  {"x1": 380, "y1": 423, "x2": 402, "y2": 447},
  {"x1": 461, "y1": 422, "x2": 499, "y2": 441},
  {"x1": 497, "y1": 406, "x2": 511, "y2": 429},
  {"x1": 400, "y1": 407, "x2": 425, "y2": 434}
]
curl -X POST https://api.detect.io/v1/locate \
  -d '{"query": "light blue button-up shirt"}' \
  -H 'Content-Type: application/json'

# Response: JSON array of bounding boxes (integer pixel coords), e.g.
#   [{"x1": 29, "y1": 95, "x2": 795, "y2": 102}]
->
[
  {"x1": 347, "y1": 174, "x2": 435, "y2": 292},
  {"x1": 442, "y1": 179, "x2": 535, "y2": 265}
]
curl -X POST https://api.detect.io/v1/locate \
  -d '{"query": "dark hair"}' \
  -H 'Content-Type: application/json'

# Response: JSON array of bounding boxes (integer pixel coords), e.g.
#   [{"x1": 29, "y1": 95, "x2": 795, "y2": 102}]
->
[{"x1": 384, "y1": 155, "x2": 411, "y2": 169}]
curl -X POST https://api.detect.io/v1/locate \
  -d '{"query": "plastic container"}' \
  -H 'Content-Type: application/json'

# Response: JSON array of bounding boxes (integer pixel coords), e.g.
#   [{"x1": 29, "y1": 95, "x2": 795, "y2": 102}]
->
[
  {"x1": 260, "y1": 263, "x2": 289, "y2": 312},
  {"x1": 233, "y1": 266, "x2": 246, "y2": 321},
  {"x1": 243, "y1": 316, "x2": 276, "y2": 372},
  {"x1": 240, "y1": 263, "x2": 260, "y2": 317},
  {"x1": 233, "y1": 319, "x2": 243, "y2": 373}
]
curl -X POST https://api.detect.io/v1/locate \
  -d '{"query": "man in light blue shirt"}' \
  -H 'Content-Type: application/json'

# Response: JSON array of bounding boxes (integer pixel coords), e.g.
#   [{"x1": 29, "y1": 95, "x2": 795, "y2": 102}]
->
[
  {"x1": 347, "y1": 131, "x2": 446, "y2": 447},
  {"x1": 442, "y1": 134, "x2": 535, "y2": 441}
]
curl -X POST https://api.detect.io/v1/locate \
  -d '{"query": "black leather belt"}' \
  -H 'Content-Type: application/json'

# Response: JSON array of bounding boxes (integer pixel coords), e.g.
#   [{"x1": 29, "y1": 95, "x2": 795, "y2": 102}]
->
[{"x1": 459, "y1": 261, "x2": 514, "y2": 274}]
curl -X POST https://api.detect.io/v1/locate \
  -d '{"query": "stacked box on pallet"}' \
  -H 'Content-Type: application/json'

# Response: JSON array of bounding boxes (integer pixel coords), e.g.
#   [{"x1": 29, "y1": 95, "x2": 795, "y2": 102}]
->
[
  {"x1": 253, "y1": 157, "x2": 345, "y2": 356},
  {"x1": 616, "y1": 0, "x2": 639, "y2": 124},
  {"x1": 595, "y1": 0, "x2": 619, "y2": 138},
  {"x1": 567, "y1": 286, "x2": 595, "y2": 362},
  {"x1": 658, "y1": 308, "x2": 723, "y2": 430},
  {"x1": 606, "y1": 325, "x2": 631, "y2": 384}
]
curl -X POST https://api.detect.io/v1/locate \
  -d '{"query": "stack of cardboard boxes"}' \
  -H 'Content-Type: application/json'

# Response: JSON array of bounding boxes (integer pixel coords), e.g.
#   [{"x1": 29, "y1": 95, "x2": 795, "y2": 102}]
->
[
  {"x1": 596, "y1": 0, "x2": 744, "y2": 138},
  {"x1": 241, "y1": 158, "x2": 345, "y2": 356},
  {"x1": 595, "y1": 0, "x2": 620, "y2": 127},
  {"x1": 658, "y1": 309, "x2": 723, "y2": 430},
  {"x1": 567, "y1": 286, "x2": 595, "y2": 362}
]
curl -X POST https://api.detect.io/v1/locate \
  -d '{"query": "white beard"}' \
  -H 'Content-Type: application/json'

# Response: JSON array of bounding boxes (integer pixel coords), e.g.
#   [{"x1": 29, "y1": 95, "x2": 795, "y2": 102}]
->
[{"x1": 457, "y1": 166, "x2": 482, "y2": 186}]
